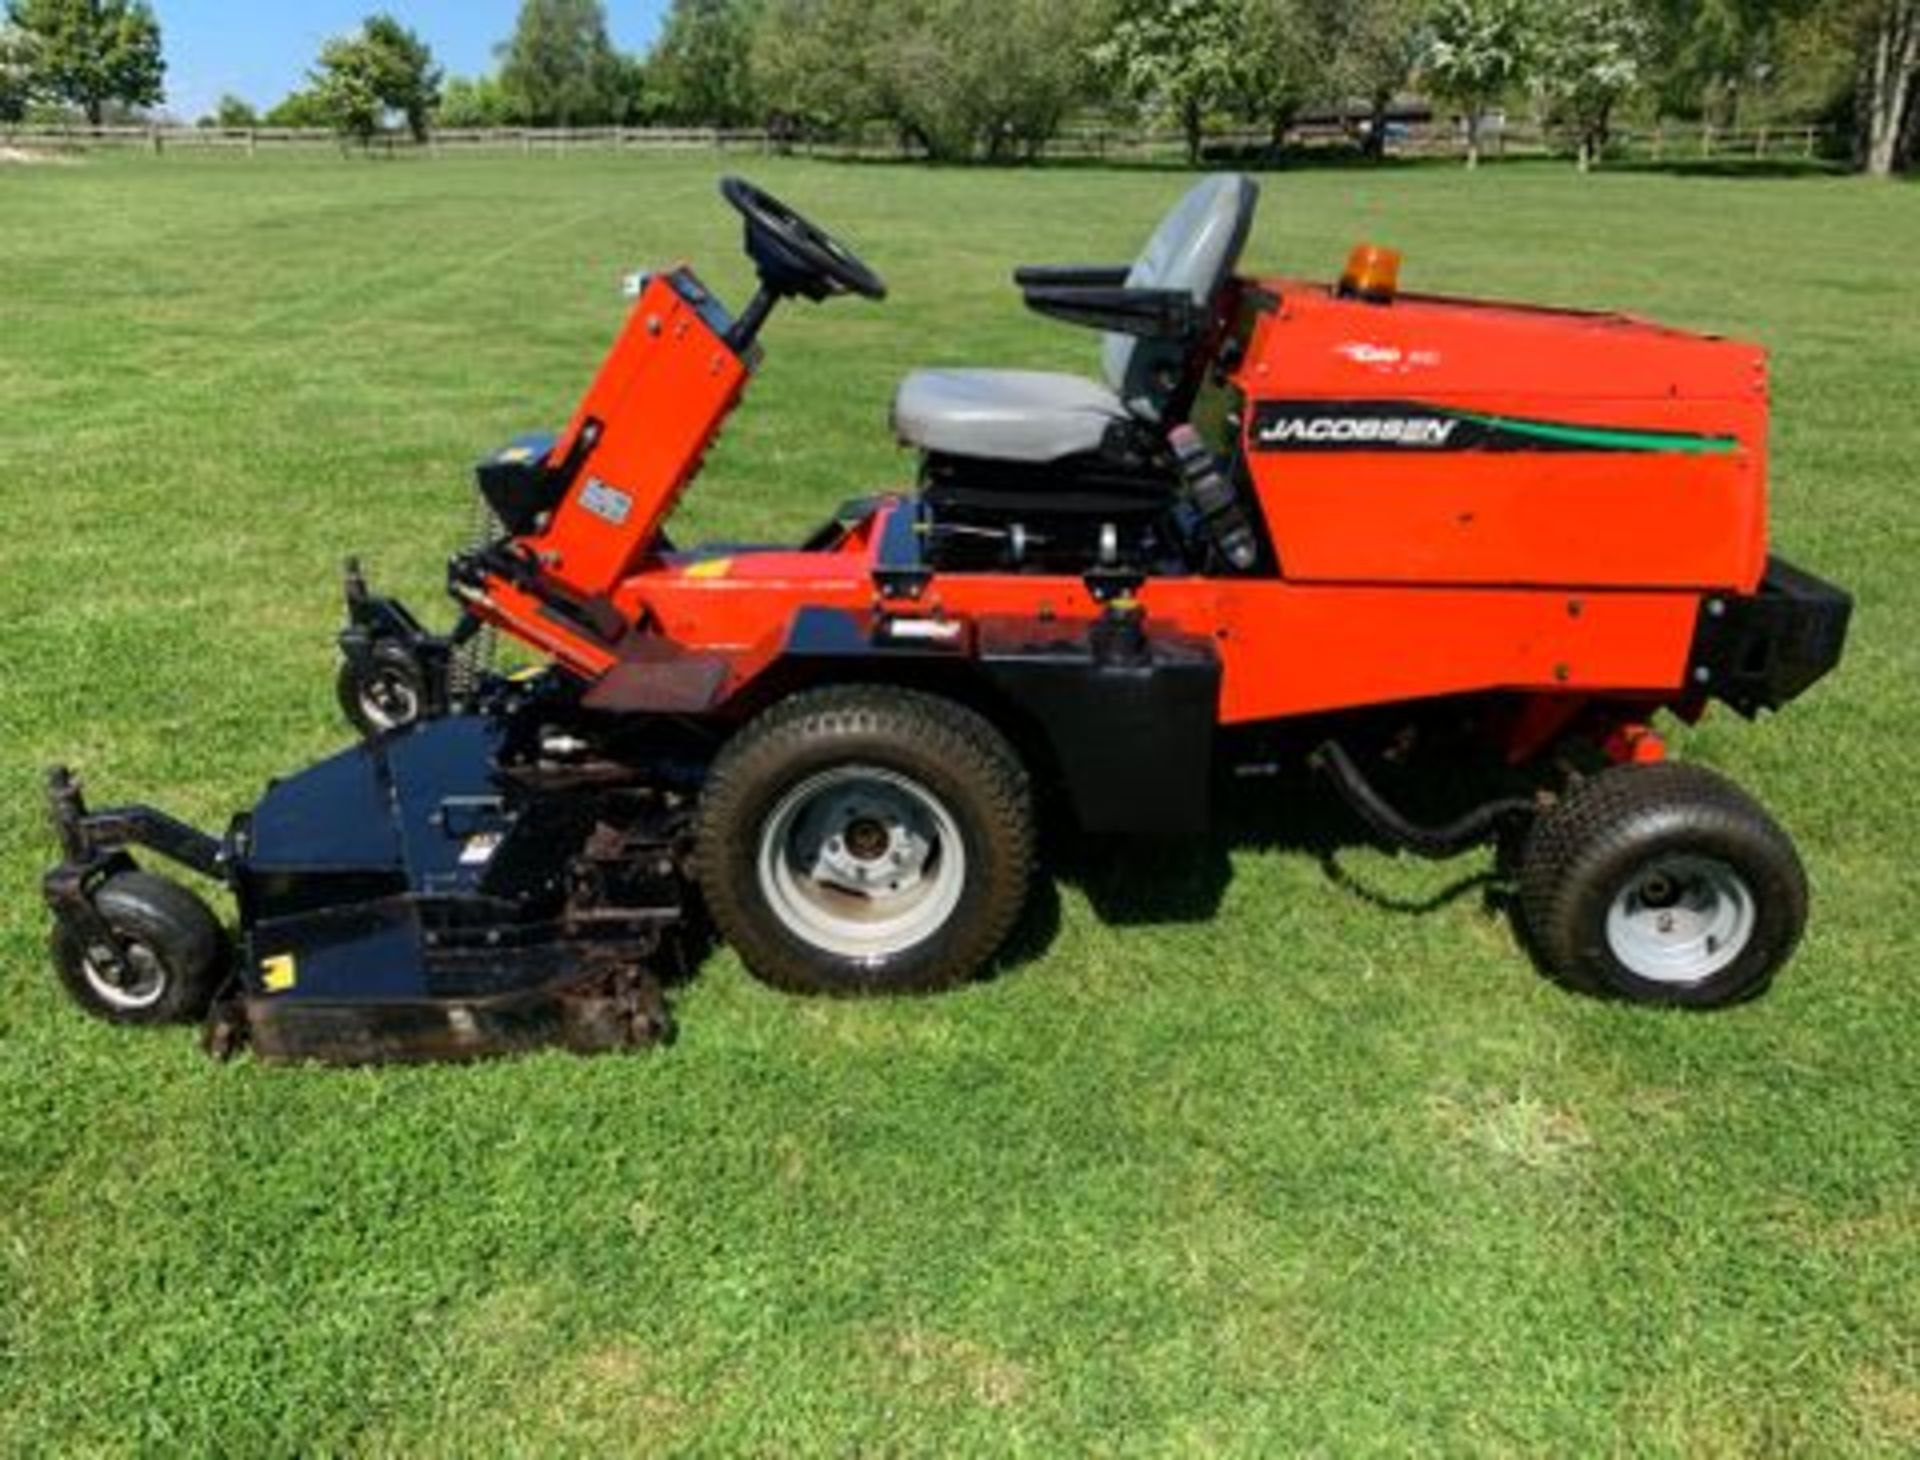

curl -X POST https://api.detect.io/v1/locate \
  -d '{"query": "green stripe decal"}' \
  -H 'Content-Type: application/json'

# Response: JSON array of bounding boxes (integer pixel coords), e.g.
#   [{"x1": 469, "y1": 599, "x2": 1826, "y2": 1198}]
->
[{"x1": 1455, "y1": 411, "x2": 1740, "y2": 455}]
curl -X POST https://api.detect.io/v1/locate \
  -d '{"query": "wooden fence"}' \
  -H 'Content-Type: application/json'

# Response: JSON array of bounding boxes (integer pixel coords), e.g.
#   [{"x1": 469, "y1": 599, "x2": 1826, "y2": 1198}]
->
[
  {"x1": 0, "y1": 123, "x2": 780, "y2": 155},
  {"x1": 0, "y1": 120, "x2": 1837, "y2": 166}
]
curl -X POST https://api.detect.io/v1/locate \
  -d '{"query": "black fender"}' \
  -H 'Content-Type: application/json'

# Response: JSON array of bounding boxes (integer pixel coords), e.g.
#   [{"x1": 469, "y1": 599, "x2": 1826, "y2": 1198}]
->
[{"x1": 751, "y1": 607, "x2": 1222, "y2": 836}]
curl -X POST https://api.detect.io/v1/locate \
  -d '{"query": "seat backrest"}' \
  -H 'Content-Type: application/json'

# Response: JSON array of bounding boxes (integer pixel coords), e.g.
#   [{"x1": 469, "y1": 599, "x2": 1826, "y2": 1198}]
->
[{"x1": 1102, "y1": 173, "x2": 1259, "y2": 424}]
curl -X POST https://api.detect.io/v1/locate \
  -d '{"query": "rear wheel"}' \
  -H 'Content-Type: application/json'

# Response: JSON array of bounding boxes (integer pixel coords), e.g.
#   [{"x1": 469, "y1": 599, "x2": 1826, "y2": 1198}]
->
[
  {"x1": 696, "y1": 687, "x2": 1034, "y2": 995},
  {"x1": 1518, "y1": 762, "x2": 1807, "y2": 1008},
  {"x1": 50, "y1": 872, "x2": 227, "y2": 1026}
]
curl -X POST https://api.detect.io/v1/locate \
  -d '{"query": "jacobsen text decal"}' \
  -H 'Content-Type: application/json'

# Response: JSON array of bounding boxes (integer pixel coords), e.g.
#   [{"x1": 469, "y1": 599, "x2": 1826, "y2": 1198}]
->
[
  {"x1": 1260, "y1": 413, "x2": 1460, "y2": 448},
  {"x1": 1251, "y1": 401, "x2": 1739, "y2": 456}
]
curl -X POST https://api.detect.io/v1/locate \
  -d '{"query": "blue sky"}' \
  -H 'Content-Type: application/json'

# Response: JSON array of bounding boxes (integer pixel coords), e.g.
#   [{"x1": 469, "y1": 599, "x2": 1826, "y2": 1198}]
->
[{"x1": 152, "y1": 2, "x2": 670, "y2": 123}]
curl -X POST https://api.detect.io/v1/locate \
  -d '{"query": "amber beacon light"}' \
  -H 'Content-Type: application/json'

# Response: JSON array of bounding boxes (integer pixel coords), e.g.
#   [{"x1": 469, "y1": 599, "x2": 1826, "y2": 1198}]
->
[{"x1": 1340, "y1": 242, "x2": 1403, "y2": 302}]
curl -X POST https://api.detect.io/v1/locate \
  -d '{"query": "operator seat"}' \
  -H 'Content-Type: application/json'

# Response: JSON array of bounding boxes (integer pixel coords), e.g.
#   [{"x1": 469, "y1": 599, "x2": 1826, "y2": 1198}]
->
[{"x1": 893, "y1": 174, "x2": 1259, "y2": 466}]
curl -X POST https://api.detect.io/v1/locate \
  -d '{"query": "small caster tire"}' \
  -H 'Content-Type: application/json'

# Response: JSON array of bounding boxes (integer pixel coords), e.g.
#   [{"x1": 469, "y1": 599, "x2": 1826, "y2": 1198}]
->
[
  {"x1": 338, "y1": 643, "x2": 430, "y2": 738},
  {"x1": 1518, "y1": 762, "x2": 1808, "y2": 1008},
  {"x1": 51, "y1": 872, "x2": 228, "y2": 1026},
  {"x1": 696, "y1": 686, "x2": 1034, "y2": 996}
]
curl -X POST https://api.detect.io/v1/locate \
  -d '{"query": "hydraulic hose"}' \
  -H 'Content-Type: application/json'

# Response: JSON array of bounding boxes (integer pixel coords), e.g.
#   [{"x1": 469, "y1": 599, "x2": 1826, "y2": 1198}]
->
[{"x1": 1311, "y1": 740, "x2": 1538, "y2": 861}]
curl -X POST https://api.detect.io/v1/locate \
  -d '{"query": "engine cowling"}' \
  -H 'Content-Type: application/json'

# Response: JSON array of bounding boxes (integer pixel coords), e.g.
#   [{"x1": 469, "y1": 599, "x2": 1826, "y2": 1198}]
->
[{"x1": 1234, "y1": 283, "x2": 1770, "y2": 594}]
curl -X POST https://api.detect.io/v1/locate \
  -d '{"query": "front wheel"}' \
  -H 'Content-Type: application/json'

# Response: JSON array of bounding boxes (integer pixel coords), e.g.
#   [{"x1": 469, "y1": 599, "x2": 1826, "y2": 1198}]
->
[
  {"x1": 50, "y1": 872, "x2": 227, "y2": 1026},
  {"x1": 1518, "y1": 762, "x2": 1808, "y2": 1008},
  {"x1": 695, "y1": 687, "x2": 1034, "y2": 996}
]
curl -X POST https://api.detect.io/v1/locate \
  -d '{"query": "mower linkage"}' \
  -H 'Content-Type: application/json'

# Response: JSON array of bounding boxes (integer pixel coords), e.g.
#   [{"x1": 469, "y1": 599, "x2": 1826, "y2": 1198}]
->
[
  {"x1": 42, "y1": 767, "x2": 227, "y2": 989},
  {"x1": 338, "y1": 558, "x2": 484, "y2": 731}
]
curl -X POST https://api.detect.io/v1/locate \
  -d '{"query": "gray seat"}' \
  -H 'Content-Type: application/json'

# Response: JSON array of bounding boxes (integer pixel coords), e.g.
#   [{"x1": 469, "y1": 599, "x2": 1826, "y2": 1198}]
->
[
  {"x1": 892, "y1": 369, "x2": 1131, "y2": 465},
  {"x1": 892, "y1": 174, "x2": 1259, "y2": 466}
]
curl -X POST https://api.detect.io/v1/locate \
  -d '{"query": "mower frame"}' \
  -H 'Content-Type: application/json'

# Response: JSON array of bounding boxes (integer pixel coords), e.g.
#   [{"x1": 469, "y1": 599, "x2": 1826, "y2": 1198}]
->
[{"x1": 38, "y1": 174, "x2": 1854, "y2": 1061}]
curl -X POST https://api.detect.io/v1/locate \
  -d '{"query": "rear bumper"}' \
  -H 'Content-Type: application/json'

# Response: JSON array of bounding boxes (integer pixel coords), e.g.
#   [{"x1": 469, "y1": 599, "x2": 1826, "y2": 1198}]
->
[{"x1": 1687, "y1": 556, "x2": 1852, "y2": 717}]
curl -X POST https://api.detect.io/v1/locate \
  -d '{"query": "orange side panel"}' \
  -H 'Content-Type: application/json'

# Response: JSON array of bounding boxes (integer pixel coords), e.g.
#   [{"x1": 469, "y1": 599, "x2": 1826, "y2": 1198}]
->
[
  {"x1": 1165, "y1": 581, "x2": 1703, "y2": 722},
  {"x1": 1249, "y1": 417, "x2": 1764, "y2": 589},
  {"x1": 617, "y1": 527, "x2": 1705, "y2": 728}
]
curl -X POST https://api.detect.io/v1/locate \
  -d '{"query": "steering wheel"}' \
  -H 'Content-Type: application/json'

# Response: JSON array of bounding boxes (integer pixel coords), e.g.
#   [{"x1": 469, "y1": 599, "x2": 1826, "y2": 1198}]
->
[{"x1": 721, "y1": 176, "x2": 887, "y2": 303}]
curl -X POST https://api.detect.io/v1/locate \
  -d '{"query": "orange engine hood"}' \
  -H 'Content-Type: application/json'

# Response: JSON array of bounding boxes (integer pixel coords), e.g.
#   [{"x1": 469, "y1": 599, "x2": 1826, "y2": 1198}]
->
[{"x1": 1231, "y1": 280, "x2": 1770, "y2": 593}]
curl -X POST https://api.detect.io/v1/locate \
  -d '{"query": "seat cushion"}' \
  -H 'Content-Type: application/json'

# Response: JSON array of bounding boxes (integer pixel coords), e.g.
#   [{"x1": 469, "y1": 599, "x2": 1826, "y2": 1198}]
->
[{"x1": 893, "y1": 368, "x2": 1129, "y2": 465}]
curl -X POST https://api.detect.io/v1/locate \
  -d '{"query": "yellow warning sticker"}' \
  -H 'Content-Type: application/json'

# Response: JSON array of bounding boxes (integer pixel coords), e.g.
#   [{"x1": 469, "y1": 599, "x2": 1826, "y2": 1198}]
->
[
  {"x1": 260, "y1": 954, "x2": 297, "y2": 993},
  {"x1": 684, "y1": 557, "x2": 733, "y2": 580}
]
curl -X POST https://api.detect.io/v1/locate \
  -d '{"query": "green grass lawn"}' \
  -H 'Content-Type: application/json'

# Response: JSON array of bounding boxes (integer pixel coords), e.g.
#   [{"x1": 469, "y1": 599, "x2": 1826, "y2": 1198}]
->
[{"x1": 0, "y1": 150, "x2": 1915, "y2": 1455}]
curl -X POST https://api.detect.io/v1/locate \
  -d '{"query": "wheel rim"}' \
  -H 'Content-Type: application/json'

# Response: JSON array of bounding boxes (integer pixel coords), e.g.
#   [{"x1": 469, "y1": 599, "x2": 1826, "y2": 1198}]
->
[
  {"x1": 757, "y1": 765, "x2": 967, "y2": 961},
  {"x1": 359, "y1": 667, "x2": 421, "y2": 731},
  {"x1": 1604, "y1": 854, "x2": 1757, "y2": 986},
  {"x1": 81, "y1": 941, "x2": 169, "y2": 1012}
]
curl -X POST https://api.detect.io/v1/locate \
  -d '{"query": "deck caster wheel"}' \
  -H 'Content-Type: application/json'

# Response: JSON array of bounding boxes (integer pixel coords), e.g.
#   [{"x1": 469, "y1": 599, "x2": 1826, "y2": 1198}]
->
[
  {"x1": 338, "y1": 643, "x2": 429, "y2": 738},
  {"x1": 695, "y1": 687, "x2": 1034, "y2": 996},
  {"x1": 50, "y1": 872, "x2": 227, "y2": 1026},
  {"x1": 1518, "y1": 763, "x2": 1808, "y2": 1008}
]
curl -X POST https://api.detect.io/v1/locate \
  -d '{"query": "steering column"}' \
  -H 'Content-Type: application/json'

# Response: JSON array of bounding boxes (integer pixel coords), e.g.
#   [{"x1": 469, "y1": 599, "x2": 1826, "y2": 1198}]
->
[{"x1": 719, "y1": 176, "x2": 888, "y2": 351}]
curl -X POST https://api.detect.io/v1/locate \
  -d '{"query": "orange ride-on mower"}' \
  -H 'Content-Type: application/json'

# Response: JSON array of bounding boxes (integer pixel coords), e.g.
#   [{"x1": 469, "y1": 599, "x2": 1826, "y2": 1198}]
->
[{"x1": 42, "y1": 176, "x2": 1851, "y2": 1063}]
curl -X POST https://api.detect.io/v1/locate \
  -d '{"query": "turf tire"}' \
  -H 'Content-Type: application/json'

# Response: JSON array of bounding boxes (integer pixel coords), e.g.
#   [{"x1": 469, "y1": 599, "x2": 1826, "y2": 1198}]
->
[
  {"x1": 50, "y1": 872, "x2": 227, "y2": 1026},
  {"x1": 696, "y1": 686, "x2": 1034, "y2": 996},
  {"x1": 338, "y1": 643, "x2": 430, "y2": 739},
  {"x1": 1518, "y1": 762, "x2": 1807, "y2": 1008}
]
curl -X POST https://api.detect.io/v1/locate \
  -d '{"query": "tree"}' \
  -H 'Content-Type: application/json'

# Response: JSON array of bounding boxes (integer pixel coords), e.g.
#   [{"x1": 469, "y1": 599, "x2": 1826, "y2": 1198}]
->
[
  {"x1": 311, "y1": 14, "x2": 441, "y2": 144},
  {"x1": 1905, "y1": 24, "x2": 1920, "y2": 153},
  {"x1": 751, "y1": 0, "x2": 872, "y2": 137},
  {"x1": 208, "y1": 92, "x2": 256, "y2": 129},
  {"x1": 1852, "y1": 0, "x2": 1917, "y2": 173},
  {"x1": 1234, "y1": 0, "x2": 1325, "y2": 149},
  {"x1": 648, "y1": 0, "x2": 759, "y2": 127},
  {"x1": 498, "y1": 0, "x2": 625, "y2": 125},
  {"x1": 1535, "y1": 0, "x2": 1654, "y2": 168},
  {"x1": 7, "y1": 0, "x2": 163, "y2": 124},
  {"x1": 606, "y1": 51, "x2": 649, "y2": 123},
  {"x1": 953, "y1": 0, "x2": 1099, "y2": 159},
  {"x1": 1095, "y1": 0, "x2": 1249, "y2": 164},
  {"x1": 361, "y1": 14, "x2": 440, "y2": 140},
  {"x1": 1646, "y1": 0, "x2": 1796, "y2": 123},
  {"x1": 438, "y1": 74, "x2": 510, "y2": 128},
  {"x1": 1422, "y1": 0, "x2": 1536, "y2": 166},
  {"x1": 313, "y1": 35, "x2": 383, "y2": 143},
  {"x1": 1768, "y1": 0, "x2": 1915, "y2": 173},
  {"x1": 752, "y1": 0, "x2": 1095, "y2": 160},
  {"x1": 868, "y1": 0, "x2": 1098, "y2": 160},
  {"x1": 0, "y1": 20, "x2": 36, "y2": 121},
  {"x1": 264, "y1": 88, "x2": 330, "y2": 128},
  {"x1": 1316, "y1": 0, "x2": 1427, "y2": 156}
]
